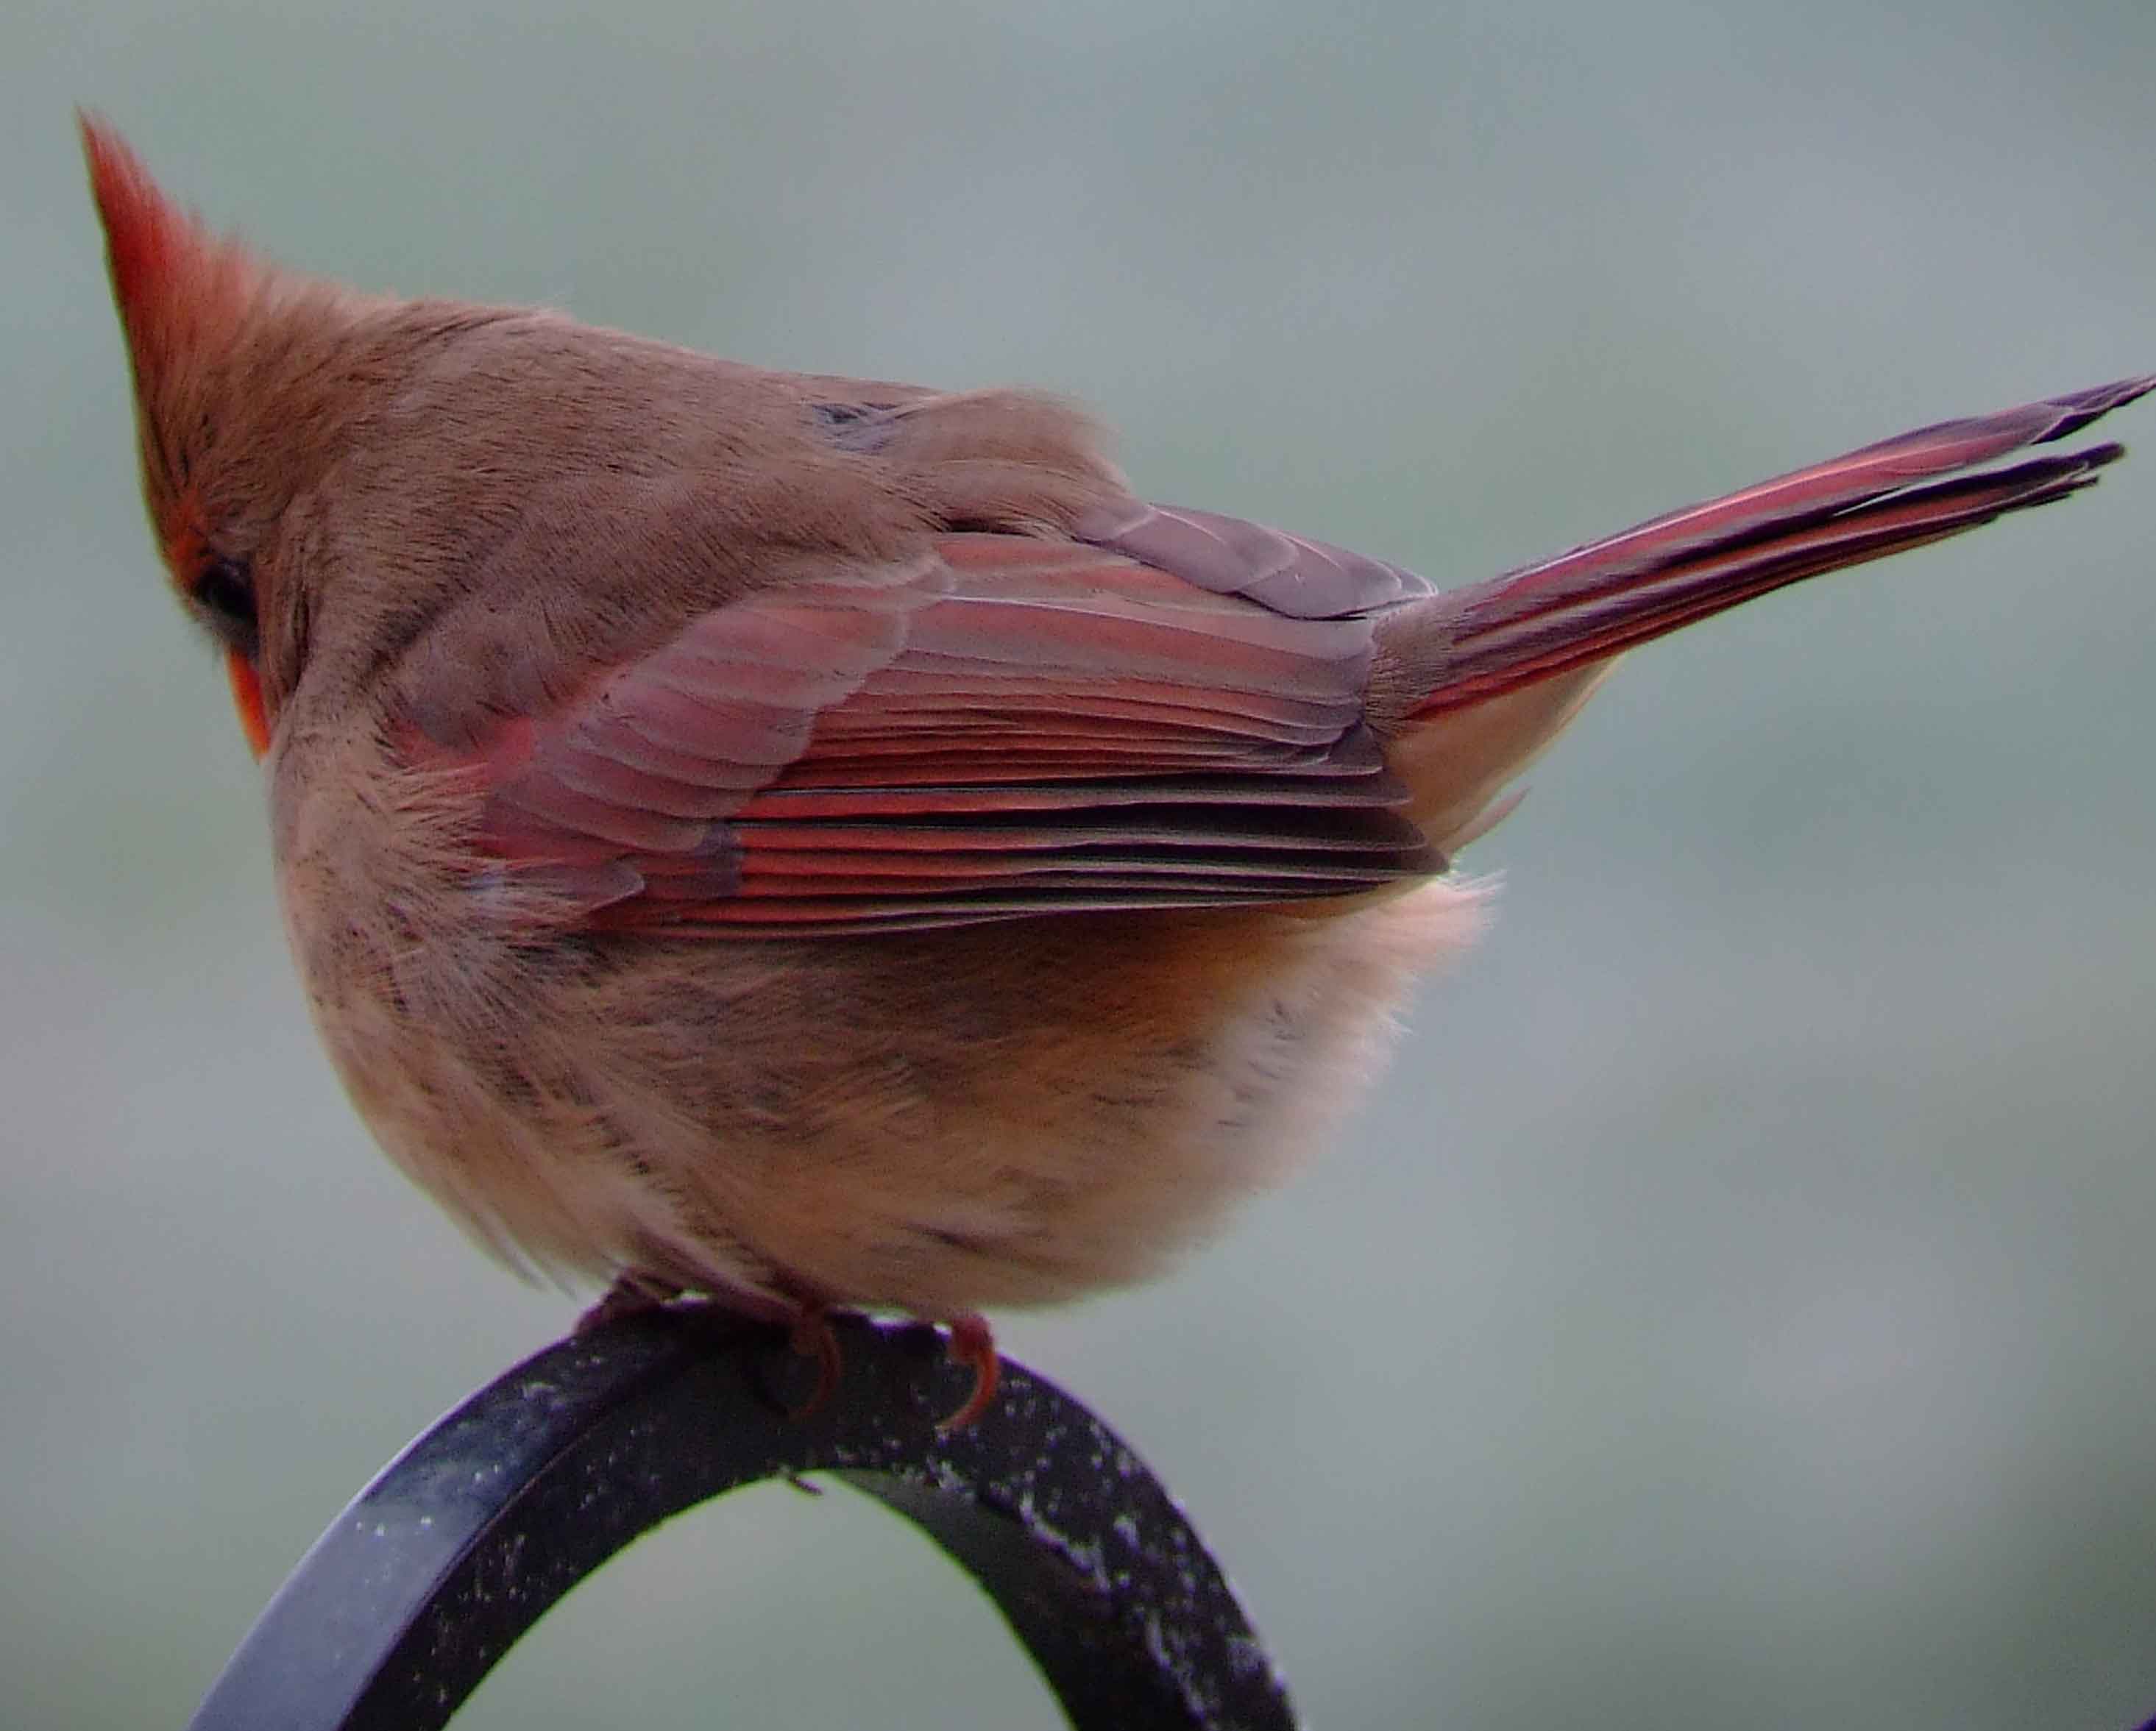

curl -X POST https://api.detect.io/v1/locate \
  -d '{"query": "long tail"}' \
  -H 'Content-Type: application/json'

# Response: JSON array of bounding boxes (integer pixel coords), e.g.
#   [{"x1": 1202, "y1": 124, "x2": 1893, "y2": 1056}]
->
[
  {"x1": 1377, "y1": 375, "x2": 2152, "y2": 844},
  {"x1": 1394, "y1": 374, "x2": 2153, "y2": 717}
]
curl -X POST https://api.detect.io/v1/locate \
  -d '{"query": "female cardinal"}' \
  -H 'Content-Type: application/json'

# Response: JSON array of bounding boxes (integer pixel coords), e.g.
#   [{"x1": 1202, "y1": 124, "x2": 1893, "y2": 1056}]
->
[{"x1": 82, "y1": 116, "x2": 2149, "y2": 1426}]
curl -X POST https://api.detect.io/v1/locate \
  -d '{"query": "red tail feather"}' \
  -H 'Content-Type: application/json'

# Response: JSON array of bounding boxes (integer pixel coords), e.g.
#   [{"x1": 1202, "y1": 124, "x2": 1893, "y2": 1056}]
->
[{"x1": 1398, "y1": 376, "x2": 2155, "y2": 717}]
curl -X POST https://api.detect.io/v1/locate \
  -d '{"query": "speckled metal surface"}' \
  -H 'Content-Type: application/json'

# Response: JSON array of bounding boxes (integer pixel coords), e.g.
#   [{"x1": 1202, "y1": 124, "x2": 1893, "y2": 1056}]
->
[{"x1": 185, "y1": 1307, "x2": 1297, "y2": 1730}]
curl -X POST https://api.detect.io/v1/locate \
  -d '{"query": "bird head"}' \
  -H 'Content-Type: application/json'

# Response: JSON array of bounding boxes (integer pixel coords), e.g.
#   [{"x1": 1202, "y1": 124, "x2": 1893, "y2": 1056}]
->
[{"x1": 81, "y1": 115, "x2": 404, "y2": 758}]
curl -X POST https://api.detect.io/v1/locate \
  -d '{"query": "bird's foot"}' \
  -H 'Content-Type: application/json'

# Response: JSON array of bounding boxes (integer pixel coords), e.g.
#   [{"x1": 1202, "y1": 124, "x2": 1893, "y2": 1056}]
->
[
  {"x1": 586, "y1": 1273, "x2": 845, "y2": 1421},
  {"x1": 581, "y1": 1277, "x2": 996, "y2": 1430}
]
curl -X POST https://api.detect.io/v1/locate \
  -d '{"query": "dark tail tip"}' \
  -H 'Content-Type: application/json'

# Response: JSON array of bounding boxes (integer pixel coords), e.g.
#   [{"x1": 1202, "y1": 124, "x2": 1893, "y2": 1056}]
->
[{"x1": 2038, "y1": 375, "x2": 2156, "y2": 444}]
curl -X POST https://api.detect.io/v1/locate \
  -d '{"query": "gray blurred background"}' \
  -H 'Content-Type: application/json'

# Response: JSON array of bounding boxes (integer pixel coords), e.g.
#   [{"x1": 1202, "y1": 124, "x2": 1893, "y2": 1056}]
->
[{"x1": 5, "y1": 2, "x2": 2153, "y2": 1727}]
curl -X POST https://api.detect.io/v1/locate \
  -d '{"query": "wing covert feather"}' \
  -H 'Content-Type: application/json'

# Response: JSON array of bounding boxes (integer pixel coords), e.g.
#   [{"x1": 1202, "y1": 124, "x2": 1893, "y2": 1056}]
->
[{"x1": 431, "y1": 535, "x2": 1436, "y2": 934}]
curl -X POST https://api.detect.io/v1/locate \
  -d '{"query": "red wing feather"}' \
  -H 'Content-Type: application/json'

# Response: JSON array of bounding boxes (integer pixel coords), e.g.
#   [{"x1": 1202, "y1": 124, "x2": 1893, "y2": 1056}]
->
[{"x1": 445, "y1": 537, "x2": 1435, "y2": 934}]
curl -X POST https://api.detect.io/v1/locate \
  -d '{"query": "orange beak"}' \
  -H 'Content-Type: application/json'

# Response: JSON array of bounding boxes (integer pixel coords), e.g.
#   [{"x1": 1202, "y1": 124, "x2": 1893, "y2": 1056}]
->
[{"x1": 225, "y1": 649, "x2": 271, "y2": 758}]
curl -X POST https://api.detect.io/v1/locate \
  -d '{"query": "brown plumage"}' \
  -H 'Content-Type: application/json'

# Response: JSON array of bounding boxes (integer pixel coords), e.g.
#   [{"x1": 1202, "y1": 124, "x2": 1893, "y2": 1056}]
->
[{"x1": 82, "y1": 115, "x2": 2151, "y2": 1422}]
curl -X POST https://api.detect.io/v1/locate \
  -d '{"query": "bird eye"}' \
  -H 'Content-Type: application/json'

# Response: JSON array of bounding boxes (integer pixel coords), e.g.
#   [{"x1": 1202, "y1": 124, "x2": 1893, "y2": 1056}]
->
[{"x1": 193, "y1": 555, "x2": 259, "y2": 656}]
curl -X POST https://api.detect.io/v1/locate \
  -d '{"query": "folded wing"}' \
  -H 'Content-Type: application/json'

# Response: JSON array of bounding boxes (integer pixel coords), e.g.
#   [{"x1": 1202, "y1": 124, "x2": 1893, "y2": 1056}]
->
[{"x1": 442, "y1": 536, "x2": 1439, "y2": 936}]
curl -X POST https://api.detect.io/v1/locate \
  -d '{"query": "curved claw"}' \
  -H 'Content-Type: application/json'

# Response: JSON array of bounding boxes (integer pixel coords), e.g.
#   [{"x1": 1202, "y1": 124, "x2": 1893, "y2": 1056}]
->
[
  {"x1": 573, "y1": 1273, "x2": 684, "y2": 1335},
  {"x1": 937, "y1": 1313, "x2": 1001, "y2": 1430}
]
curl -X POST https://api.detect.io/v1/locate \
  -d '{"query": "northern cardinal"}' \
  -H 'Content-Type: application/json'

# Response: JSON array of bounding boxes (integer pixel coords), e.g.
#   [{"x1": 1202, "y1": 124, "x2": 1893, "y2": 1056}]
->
[{"x1": 82, "y1": 115, "x2": 2149, "y2": 1426}]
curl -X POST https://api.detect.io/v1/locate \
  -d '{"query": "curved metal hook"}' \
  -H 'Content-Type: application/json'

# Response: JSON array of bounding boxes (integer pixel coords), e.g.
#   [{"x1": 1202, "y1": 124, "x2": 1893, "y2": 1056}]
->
[{"x1": 185, "y1": 1307, "x2": 1298, "y2": 1730}]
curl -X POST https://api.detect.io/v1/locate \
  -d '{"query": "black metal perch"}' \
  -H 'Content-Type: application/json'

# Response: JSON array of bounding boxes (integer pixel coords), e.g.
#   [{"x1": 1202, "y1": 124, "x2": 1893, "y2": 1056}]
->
[{"x1": 185, "y1": 1306, "x2": 1298, "y2": 1730}]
